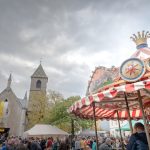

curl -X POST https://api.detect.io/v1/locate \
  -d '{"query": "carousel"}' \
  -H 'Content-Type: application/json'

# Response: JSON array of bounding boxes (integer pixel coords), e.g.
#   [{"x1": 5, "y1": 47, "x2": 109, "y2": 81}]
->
[{"x1": 69, "y1": 31, "x2": 150, "y2": 149}]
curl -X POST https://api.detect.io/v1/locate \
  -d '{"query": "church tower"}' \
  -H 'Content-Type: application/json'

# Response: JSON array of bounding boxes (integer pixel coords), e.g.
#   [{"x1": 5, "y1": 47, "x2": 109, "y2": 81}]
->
[{"x1": 27, "y1": 64, "x2": 48, "y2": 129}]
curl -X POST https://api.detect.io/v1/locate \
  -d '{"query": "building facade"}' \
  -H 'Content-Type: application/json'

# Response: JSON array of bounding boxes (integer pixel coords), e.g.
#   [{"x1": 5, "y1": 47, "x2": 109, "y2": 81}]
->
[
  {"x1": 109, "y1": 120, "x2": 127, "y2": 137},
  {"x1": 0, "y1": 64, "x2": 48, "y2": 136},
  {"x1": 0, "y1": 74, "x2": 27, "y2": 136}
]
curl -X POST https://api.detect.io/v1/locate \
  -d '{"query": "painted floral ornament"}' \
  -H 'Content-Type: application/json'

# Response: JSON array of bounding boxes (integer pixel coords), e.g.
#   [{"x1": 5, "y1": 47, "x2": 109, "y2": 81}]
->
[{"x1": 120, "y1": 58, "x2": 145, "y2": 82}]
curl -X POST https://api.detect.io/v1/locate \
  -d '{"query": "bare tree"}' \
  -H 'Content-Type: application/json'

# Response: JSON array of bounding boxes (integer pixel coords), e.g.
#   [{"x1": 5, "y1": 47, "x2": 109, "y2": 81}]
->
[{"x1": 47, "y1": 89, "x2": 64, "y2": 105}]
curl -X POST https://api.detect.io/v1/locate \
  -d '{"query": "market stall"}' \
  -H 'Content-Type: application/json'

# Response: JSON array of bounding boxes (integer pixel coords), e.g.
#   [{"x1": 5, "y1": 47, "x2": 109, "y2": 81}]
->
[{"x1": 24, "y1": 124, "x2": 69, "y2": 137}]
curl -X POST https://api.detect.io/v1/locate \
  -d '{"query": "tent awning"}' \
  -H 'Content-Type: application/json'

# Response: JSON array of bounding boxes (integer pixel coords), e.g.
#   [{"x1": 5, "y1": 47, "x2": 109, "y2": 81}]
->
[{"x1": 24, "y1": 124, "x2": 69, "y2": 137}]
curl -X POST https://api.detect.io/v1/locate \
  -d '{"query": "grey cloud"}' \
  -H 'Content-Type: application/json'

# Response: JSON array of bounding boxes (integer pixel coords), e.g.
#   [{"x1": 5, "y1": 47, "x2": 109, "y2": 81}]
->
[
  {"x1": 0, "y1": 0, "x2": 150, "y2": 97},
  {"x1": 0, "y1": 71, "x2": 8, "y2": 91}
]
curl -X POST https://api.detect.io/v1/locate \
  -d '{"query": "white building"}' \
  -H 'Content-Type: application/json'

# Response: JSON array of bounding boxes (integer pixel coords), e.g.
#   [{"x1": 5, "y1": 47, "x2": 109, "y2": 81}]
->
[{"x1": 109, "y1": 120, "x2": 130, "y2": 137}]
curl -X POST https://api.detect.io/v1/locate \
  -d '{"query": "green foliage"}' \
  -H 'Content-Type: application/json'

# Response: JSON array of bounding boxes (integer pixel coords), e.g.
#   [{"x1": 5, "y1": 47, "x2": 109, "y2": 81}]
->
[{"x1": 43, "y1": 95, "x2": 93, "y2": 133}]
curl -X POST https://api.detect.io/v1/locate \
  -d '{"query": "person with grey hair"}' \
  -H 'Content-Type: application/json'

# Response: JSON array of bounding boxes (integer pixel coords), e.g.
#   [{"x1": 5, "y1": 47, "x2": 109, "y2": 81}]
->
[
  {"x1": 99, "y1": 138, "x2": 112, "y2": 150},
  {"x1": 75, "y1": 138, "x2": 81, "y2": 150}
]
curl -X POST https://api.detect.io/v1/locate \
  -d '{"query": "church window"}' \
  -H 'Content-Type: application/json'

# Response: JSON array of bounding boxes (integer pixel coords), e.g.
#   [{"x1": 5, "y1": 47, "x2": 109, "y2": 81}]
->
[{"x1": 36, "y1": 80, "x2": 41, "y2": 89}]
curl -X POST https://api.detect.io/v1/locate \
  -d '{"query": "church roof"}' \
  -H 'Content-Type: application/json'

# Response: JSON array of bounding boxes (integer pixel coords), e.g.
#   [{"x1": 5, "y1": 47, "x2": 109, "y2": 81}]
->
[{"x1": 31, "y1": 64, "x2": 48, "y2": 78}]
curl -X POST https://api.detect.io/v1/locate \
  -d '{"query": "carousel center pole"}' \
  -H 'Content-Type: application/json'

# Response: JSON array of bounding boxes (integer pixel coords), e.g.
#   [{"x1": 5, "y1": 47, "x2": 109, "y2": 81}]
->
[
  {"x1": 124, "y1": 92, "x2": 133, "y2": 134},
  {"x1": 116, "y1": 110, "x2": 125, "y2": 150},
  {"x1": 93, "y1": 102, "x2": 98, "y2": 150},
  {"x1": 137, "y1": 90, "x2": 150, "y2": 149}
]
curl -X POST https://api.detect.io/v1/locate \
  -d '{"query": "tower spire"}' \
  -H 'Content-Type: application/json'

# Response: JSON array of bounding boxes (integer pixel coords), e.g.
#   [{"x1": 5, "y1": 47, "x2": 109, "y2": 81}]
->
[{"x1": 7, "y1": 74, "x2": 12, "y2": 88}]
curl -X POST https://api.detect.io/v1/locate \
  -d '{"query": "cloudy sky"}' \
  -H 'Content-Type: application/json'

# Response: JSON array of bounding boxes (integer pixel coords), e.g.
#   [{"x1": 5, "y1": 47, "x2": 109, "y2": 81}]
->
[{"x1": 0, "y1": 0, "x2": 150, "y2": 99}]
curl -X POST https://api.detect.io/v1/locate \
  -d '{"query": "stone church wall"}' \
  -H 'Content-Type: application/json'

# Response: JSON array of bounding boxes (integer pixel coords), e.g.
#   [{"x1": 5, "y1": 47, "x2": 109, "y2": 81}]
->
[
  {"x1": 27, "y1": 91, "x2": 47, "y2": 129},
  {"x1": 0, "y1": 89, "x2": 23, "y2": 136}
]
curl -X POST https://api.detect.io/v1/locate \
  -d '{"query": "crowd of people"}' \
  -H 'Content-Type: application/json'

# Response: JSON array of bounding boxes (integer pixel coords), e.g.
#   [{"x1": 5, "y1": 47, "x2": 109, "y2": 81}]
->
[
  {"x1": 71, "y1": 136, "x2": 126, "y2": 150},
  {"x1": 0, "y1": 135, "x2": 123, "y2": 150},
  {"x1": 71, "y1": 122, "x2": 149, "y2": 150},
  {"x1": 0, "y1": 136, "x2": 70, "y2": 150},
  {"x1": 0, "y1": 122, "x2": 149, "y2": 150}
]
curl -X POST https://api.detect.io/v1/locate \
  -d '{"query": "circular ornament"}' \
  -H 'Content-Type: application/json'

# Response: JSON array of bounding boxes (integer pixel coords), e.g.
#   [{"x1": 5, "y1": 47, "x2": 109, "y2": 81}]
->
[
  {"x1": 119, "y1": 58, "x2": 145, "y2": 82},
  {"x1": 145, "y1": 58, "x2": 150, "y2": 71}
]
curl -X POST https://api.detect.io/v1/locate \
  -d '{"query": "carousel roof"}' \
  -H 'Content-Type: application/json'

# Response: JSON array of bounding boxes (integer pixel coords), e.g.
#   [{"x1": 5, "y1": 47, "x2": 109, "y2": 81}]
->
[
  {"x1": 97, "y1": 31, "x2": 150, "y2": 92},
  {"x1": 131, "y1": 31, "x2": 150, "y2": 60},
  {"x1": 131, "y1": 46, "x2": 150, "y2": 60},
  {"x1": 74, "y1": 108, "x2": 144, "y2": 121},
  {"x1": 69, "y1": 78, "x2": 150, "y2": 118},
  {"x1": 69, "y1": 31, "x2": 150, "y2": 120}
]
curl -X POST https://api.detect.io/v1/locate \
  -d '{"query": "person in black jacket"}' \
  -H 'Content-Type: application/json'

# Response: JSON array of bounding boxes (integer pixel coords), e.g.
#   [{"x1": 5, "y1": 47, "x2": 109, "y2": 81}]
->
[
  {"x1": 40, "y1": 139, "x2": 46, "y2": 150},
  {"x1": 126, "y1": 122, "x2": 148, "y2": 150},
  {"x1": 59, "y1": 140, "x2": 68, "y2": 150}
]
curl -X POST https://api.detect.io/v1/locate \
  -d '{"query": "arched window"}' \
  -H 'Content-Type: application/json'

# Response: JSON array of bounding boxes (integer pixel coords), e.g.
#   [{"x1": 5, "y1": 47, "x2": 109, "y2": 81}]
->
[{"x1": 36, "y1": 80, "x2": 41, "y2": 89}]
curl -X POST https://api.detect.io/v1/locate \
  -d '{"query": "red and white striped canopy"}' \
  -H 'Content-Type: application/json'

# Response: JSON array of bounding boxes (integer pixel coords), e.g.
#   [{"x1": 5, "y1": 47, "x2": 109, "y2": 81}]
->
[
  {"x1": 69, "y1": 79, "x2": 150, "y2": 112},
  {"x1": 69, "y1": 78, "x2": 150, "y2": 120},
  {"x1": 75, "y1": 107, "x2": 144, "y2": 120}
]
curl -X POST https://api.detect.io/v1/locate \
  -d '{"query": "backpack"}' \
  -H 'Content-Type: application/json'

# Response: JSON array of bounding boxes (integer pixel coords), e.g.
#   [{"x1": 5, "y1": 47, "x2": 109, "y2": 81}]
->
[{"x1": 132, "y1": 133, "x2": 148, "y2": 150}]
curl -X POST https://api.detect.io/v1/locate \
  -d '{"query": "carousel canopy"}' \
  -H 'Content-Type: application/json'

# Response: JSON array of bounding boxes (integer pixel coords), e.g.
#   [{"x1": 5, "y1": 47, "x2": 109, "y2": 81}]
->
[
  {"x1": 74, "y1": 107, "x2": 144, "y2": 120},
  {"x1": 131, "y1": 31, "x2": 150, "y2": 60},
  {"x1": 69, "y1": 31, "x2": 150, "y2": 121},
  {"x1": 69, "y1": 79, "x2": 150, "y2": 111},
  {"x1": 131, "y1": 46, "x2": 150, "y2": 60}
]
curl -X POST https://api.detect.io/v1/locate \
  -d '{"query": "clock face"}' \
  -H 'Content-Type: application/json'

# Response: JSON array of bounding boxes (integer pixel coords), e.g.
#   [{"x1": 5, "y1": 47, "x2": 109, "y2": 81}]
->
[{"x1": 120, "y1": 58, "x2": 145, "y2": 82}]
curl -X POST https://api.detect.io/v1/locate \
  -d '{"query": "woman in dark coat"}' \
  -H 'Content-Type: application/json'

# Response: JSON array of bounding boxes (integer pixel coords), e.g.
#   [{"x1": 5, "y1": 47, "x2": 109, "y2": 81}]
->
[{"x1": 58, "y1": 140, "x2": 69, "y2": 150}]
